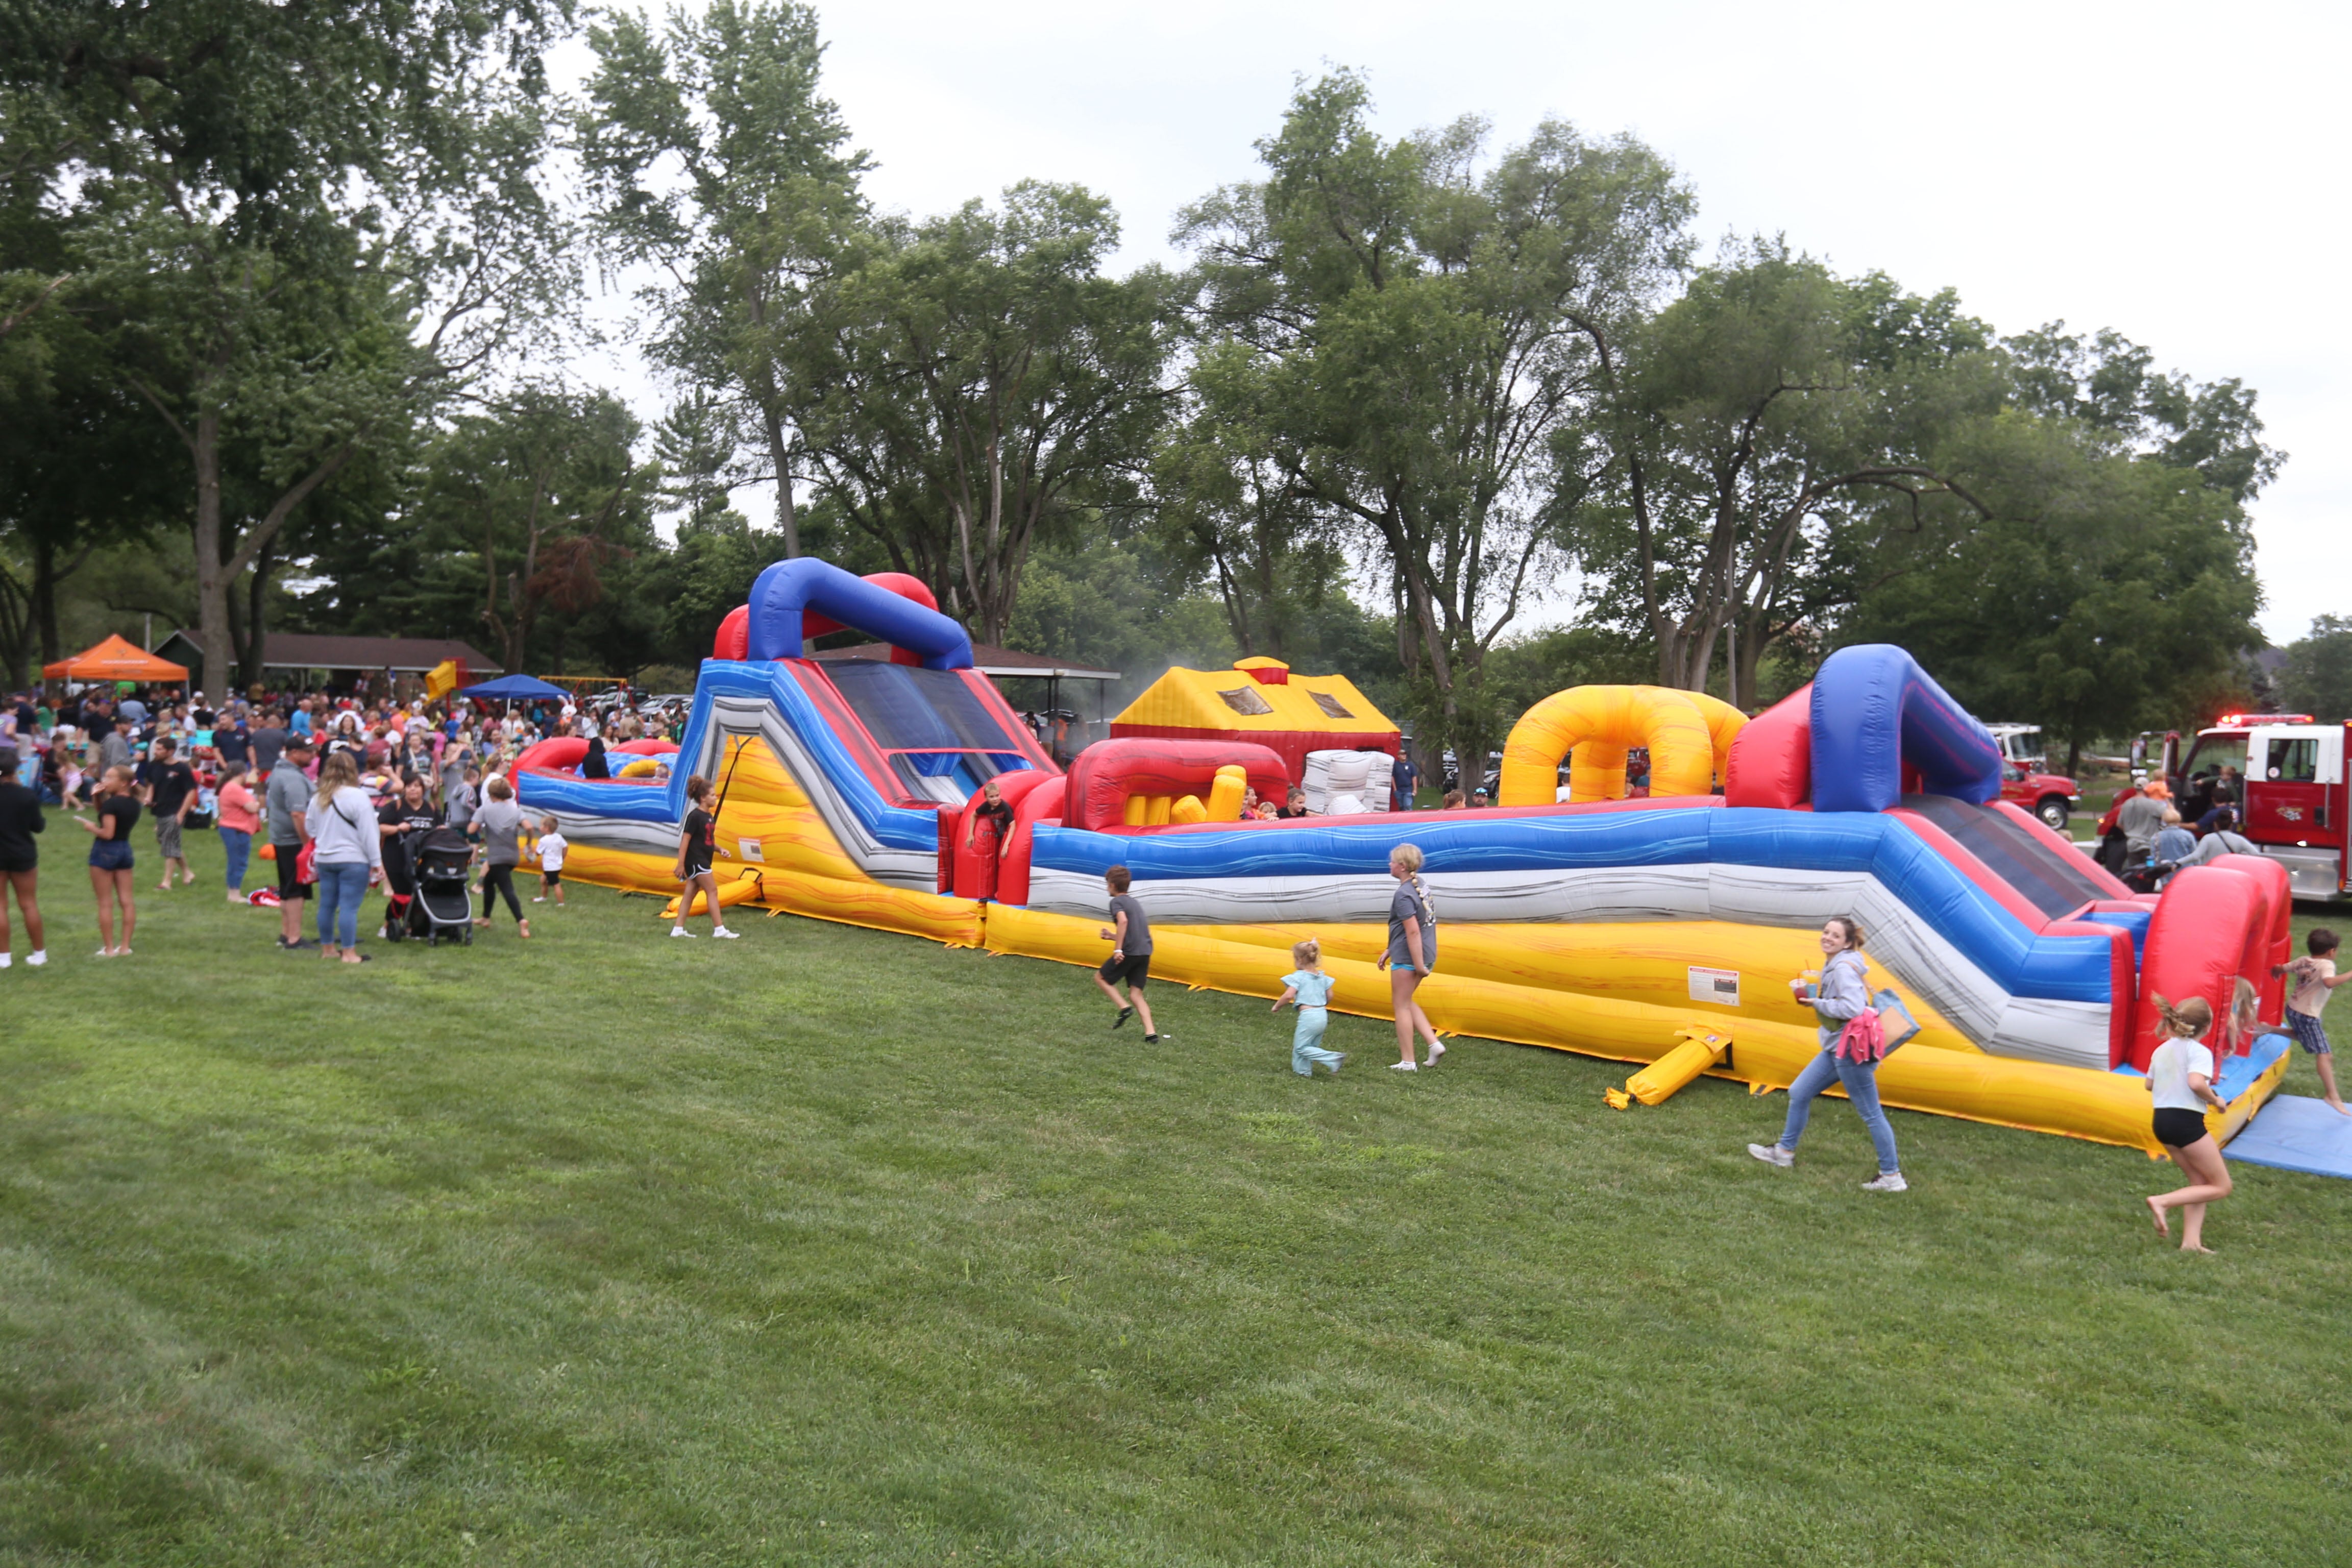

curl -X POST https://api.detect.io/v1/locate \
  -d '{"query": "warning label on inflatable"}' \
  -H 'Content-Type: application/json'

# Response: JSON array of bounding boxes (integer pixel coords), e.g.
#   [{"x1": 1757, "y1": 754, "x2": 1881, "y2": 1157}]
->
[
  {"x1": 1688, "y1": 966, "x2": 1740, "y2": 1006},
  {"x1": 738, "y1": 838, "x2": 766, "y2": 863}
]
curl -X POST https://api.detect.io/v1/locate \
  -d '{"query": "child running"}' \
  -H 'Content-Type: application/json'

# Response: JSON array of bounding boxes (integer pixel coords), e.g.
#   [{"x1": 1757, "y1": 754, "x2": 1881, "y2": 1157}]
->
[
  {"x1": 671, "y1": 776, "x2": 737, "y2": 940},
  {"x1": 533, "y1": 814, "x2": 568, "y2": 905},
  {"x1": 2276, "y1": 928, "x2": 2349, "y2": 1114},
  {"x1": 2144, "y1": 993, "x2": 2232, "y2": 1252},
  {"x1": 1273, "y1": 939, "x2": 1344, "y2": 1076},
  {"x1": 1095, "y1": 865, "x2": 1168, "y2": 1042}
]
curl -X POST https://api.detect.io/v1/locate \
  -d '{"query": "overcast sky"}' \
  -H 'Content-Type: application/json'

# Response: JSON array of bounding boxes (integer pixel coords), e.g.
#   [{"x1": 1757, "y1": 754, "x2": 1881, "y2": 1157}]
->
[{"x1": 581, "y1": 0, "x2": 2346, "y2": 645}]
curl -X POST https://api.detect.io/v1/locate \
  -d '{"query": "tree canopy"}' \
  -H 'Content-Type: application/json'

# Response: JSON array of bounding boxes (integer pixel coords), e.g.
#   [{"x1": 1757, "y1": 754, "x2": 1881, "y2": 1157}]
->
[{"x1": 0, "y1": 18, "x2": 2299, "y2": 747}]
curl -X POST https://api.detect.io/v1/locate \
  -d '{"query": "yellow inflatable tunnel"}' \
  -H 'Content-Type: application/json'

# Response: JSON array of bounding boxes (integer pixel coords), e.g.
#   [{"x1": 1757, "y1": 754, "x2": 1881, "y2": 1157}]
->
[{"x1": 1498, "y1": 685, "x2": 1746, "y2": 805}]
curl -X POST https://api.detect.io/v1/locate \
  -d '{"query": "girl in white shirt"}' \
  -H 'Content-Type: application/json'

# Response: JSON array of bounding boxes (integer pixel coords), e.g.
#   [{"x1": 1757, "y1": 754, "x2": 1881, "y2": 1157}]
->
[{"x1": 2144, "y1": 994, "x2": 2232, "y2": 1254}]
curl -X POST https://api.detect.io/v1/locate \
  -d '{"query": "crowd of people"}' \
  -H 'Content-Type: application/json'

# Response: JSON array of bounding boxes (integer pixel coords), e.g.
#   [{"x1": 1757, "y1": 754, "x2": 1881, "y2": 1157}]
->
[
  {"x1": 2093, "y1": 764, "x2": 2258, "y2": 889},
  {"x1": 0, "y1": 681, "x2": 681, "y2": 962}
]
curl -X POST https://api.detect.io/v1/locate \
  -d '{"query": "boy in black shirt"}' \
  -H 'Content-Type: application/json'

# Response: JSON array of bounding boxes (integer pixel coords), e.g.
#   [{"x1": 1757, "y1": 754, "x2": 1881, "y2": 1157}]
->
[{"x1": 139, "y1": 738, "x2": 200, "y2": 890}]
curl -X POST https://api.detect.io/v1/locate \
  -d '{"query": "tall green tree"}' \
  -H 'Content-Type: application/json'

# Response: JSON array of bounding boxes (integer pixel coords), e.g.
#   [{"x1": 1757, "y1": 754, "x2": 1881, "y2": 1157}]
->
[
  {"x1": 5, "y1": 0, "x2": 576, "y2": 695},
  {"x1": 2276, "y1": 616, "x2": 2352, "y2": 723},
  {"x1": 409, "y1": 389, "x2": 655, "y2": 675},
  {"x1": 1179, "y1": 71, "x2": 1691, "y2": 771},
  {"x1": 577, "y1": 0, "x2": 867, "y2": 558},
  {"x1": 1567, "y1": 246, "x2": 2000, "y2": 698},
  {"x1": 785, "y1": 183, "x2": 1180, "y2": 644}
]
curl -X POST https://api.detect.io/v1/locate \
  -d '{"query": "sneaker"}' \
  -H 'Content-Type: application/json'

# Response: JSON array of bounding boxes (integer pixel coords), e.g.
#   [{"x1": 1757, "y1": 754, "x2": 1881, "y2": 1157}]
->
[
  {"x1": 0, "y1": 953, "x2": 10, "y2": 969},
  {"x1": 532, "y1": 896, "x2": 546, "y2": 903},
  {"x1": 671, "y1": 926, "x2": 695, "y2": 938},
  {"x1": 1143, "y1": 1032, "x2": 1170, "y2": 1043},
  {"x1": 712, "y1": 926, "x2": 739, "y2": 940},
  {"x1": 1111, "y1": 1006, "x2": 1134, "y2": 1031},
  {"x1": 1862, "y1": 1172, "x2": 1908, "y2": 1193},
  {"x1": 1389, "y1": 1061, "x2": 1416, "y2": 1072},
  {"x1": 1423, "y1": 1040, "x2": 1446, "y2": 1068},
  {"x1": 1747, "y1": 1143, "x2": 1794, "y2": 1168},
  {"x1": 24, "y1": 951, "x2": 43, "y2": 967}
]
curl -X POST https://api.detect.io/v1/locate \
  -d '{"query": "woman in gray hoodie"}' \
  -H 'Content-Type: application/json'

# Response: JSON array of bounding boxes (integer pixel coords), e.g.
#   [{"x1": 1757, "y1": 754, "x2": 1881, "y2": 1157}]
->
[
  {"x1": 1746, "y1": 917, "x2": 1906, "y2": 1191},
  {"x1": 472, "y1": 773, "x2": 529, "y2": 938}
]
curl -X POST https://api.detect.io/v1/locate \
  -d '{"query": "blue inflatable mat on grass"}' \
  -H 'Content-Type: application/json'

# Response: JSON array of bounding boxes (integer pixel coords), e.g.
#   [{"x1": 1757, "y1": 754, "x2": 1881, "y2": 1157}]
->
[{"x1": 2224, "y1": 1094, "x2": 2352, "y2": 1180}]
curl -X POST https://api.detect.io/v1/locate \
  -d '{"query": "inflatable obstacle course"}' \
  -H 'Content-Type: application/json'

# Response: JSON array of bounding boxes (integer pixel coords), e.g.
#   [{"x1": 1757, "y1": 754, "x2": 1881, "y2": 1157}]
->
[{"x1": 519, "y1": 559, "x2": 2293, "y2": 1153}]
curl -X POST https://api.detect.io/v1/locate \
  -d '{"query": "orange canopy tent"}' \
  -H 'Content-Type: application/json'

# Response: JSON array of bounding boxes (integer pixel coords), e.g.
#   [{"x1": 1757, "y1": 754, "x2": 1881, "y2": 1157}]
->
[{"x1": 41, "y1": 634, "x2": 189, "y2": 683}]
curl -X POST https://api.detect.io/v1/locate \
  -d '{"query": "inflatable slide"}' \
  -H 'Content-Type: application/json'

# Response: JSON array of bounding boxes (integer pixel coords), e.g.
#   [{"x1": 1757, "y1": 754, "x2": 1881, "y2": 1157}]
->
[{"x1": 519, "y1": 558, "x2": 2295, "y2": 1154}]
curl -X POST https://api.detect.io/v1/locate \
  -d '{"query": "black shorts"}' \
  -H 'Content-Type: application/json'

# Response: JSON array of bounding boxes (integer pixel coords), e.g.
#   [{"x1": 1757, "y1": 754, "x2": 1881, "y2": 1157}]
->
[
  {"x1": 0, "y1": 855, "x2": 32, "y2": 875},
  {"x1": 2153, "y1": 1107, "x2": 2211, "y2": 1149},
  {"x1": 1098, "y1": 951, "x2": 1150, "y2": 987},
  {"x1": 541, "y1": 868, "x2": 561, "y2": 886},
  {"x1": 276, "y1": 849, "x2": 309, "y2": 900}
]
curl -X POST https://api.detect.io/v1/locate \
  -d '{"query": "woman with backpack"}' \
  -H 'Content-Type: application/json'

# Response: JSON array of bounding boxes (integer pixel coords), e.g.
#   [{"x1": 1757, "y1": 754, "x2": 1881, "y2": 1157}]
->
[
  {"x1": 1747, "y1": 917, "x2": 1908, "y2": 1192},
  {"x1": 306, "y1": 750, "x2": 383, "y2": 964}
]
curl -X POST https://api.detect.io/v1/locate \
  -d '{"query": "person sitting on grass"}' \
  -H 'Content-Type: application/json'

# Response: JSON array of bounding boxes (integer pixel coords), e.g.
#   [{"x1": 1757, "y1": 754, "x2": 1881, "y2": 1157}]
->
[
  {"x1": 2277, "y1": 928, "x2": 2349, "y2": 1115},
  {"x1": 533, "y1": 815, "x2": 567, "y2": 906},
  {"x1": 1273, "y1": 938, "x2": 1343, "y2": 1076},
  {"x1": 670, "y1": 775, "x2": 737, "y2": 940},
  {"x1": 1094, "y1": 864, "x2": 1166, "y2": 1041},
  {"x1": 2143, "y1": 994, "x2": 2233, "y2": 1254},
  {"x1": 1748, "y1": 917, "x2": 1907, "y2": 1191}
]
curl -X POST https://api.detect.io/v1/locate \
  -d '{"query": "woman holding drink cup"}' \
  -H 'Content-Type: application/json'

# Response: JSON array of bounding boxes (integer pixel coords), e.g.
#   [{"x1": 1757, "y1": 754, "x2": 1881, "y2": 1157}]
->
[{"x1": 1746, "y1": 917, "x2": 1908, "y2": 1191}]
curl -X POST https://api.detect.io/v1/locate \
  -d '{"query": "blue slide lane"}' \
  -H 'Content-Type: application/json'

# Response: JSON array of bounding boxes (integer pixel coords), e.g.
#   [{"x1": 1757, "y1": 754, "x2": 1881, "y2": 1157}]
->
[
  {"x1": 519, "y1": 660, "x2": 941, "y2": 853},
  {"x1": 1033, "y1": 805, "x2": 2114, "y2": 1003}
]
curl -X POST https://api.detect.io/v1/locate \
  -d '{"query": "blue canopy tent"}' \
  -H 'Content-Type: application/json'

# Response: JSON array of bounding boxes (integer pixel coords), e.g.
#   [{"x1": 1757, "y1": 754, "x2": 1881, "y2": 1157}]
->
[{"x1": 456, "y1": 673, "x2": 571, "y2": 701}]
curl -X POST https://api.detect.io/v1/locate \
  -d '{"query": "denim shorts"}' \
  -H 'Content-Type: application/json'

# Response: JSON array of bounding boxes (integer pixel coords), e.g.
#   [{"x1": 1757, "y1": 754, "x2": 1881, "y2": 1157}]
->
[{"x1": 89, "y1": 839, "x2": 133, "y2": 872}]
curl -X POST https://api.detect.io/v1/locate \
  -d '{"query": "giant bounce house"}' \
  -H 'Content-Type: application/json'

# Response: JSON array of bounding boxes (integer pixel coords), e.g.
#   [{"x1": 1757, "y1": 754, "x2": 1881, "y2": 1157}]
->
[{"x1": 516, "y1": 559, "x2": 2296, "y2": 1154}]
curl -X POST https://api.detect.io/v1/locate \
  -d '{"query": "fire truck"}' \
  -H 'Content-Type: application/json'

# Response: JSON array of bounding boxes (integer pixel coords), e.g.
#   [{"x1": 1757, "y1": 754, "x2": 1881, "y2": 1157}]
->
[{"x1": 2163, "y1": 713, "x2": 2350, "y2": 900}]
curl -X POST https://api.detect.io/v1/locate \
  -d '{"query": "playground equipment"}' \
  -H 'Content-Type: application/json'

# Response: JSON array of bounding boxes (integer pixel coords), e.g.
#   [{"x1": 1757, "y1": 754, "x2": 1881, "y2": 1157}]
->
[{"x1": 519, "y1": 558, "x2": 2294, "y2": 1154}]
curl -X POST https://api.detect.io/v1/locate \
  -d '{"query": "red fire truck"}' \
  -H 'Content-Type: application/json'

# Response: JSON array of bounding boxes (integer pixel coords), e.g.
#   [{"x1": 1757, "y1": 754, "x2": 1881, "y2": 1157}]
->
[{"x1": 2163, "y1": 713, "x2": 2350, "y2": 900}]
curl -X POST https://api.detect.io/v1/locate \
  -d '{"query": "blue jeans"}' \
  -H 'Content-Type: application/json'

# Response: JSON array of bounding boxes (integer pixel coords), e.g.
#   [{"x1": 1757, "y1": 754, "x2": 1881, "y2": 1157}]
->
[
  {"x1": 314, "y1": 861, "x2": 370, "y2": 949},
  {"x1": 1291, "y1": 1008, "x2": 1344, "y2": 1074},
  {"x1": 218, "y1": 826, "x2": 252, "y2": 891},
  {"x1": 1779, "y1": 1047, "x2": 1901, "y2": 1174}
]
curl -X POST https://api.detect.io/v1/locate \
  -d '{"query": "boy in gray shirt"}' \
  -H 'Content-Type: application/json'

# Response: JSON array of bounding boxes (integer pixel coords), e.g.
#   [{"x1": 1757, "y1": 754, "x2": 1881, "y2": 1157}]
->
[{"x1": 1092, "y1": 864, "x2": 1169, "y2": 1042}]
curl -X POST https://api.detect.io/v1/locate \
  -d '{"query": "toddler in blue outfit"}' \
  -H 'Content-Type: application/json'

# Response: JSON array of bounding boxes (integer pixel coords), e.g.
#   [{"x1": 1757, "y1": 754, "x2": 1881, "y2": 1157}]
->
[{"x1": 1274, "y1": 939, "x2": 1345, "y2": 1076}]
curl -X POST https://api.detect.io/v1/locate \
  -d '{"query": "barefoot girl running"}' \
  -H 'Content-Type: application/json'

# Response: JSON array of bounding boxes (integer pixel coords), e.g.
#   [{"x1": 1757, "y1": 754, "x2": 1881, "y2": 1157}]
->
[{"x1": 2144, "y1": 994, "x2": 2232, "y2": 1254}]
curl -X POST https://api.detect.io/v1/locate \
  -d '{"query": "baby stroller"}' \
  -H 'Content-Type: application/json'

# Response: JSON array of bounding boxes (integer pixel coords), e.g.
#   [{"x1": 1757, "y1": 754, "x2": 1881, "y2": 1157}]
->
[{"x1": 406, "y1": 826, "x2": 476, "y2": 946}]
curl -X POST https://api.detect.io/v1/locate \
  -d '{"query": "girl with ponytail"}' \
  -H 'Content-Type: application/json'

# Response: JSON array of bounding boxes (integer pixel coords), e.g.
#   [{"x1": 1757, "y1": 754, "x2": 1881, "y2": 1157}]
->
[
  {"x1": 2144, "y1": 992, "x2": 2232, "y2": 1253},
  {"x1": 1381, "y1": 844, "x2": 1444, "y2": 1070}
]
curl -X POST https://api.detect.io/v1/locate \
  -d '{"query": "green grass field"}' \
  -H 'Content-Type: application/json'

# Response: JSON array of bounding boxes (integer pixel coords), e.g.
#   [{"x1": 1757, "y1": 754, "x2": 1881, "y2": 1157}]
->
[{"x1": 3, "y1": 831, "x2": 2349, "y2": 1565}]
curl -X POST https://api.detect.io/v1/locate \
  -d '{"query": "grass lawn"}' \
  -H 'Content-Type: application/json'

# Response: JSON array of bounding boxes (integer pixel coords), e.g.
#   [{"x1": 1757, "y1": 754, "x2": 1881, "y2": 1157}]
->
[{"x1": 3, "y1": 831, "x2": 2350, "y2": 1566}]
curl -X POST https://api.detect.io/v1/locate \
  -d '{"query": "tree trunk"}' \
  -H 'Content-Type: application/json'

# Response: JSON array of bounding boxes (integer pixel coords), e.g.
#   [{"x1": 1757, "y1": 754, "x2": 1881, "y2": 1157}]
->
[
  {"x1": 762, "y1": 407, "x2": 800, "y2": 558},
  {"x1": 234, "y1": 538, "x2": 274, "y2": 693},
  {"x1": 191, "y1": 406, "x2": 233, "y2": 710}
]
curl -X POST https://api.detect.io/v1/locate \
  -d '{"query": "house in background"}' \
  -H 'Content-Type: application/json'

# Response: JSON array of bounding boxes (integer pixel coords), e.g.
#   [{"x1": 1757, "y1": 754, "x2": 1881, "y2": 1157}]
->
[{"x1": 150, "y1": 631, "x2": 492, "y2": 699}]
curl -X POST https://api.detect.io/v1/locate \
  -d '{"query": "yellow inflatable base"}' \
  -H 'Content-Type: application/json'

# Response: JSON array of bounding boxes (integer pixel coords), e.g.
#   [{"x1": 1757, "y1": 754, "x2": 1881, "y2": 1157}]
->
[{"x1": 556, "y1": 844, "x2": 2283, "y2": 1155}]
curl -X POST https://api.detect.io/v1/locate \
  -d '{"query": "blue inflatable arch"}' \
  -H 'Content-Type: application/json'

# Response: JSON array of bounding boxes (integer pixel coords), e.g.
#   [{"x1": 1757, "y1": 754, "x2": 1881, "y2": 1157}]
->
[
  {"x1": 744, "y1": 558, "x2": 974, "y2": 670},
  {"x1": 1809, "y1": 644, "x2": 2002, "y2": 813}
]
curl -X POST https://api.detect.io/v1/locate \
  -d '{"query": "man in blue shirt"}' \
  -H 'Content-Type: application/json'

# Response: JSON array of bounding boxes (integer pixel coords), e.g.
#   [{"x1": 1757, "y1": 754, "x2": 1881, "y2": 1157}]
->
[{"x1": 1391, "y1": 749, "x2": 1419, "y2": 812}]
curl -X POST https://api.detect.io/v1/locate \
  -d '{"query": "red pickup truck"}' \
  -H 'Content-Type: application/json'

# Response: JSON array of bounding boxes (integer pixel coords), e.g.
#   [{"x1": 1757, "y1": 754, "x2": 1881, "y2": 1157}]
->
[{"x1": 1999, "y1": 763, "x2": 2082, "y2": 831}]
